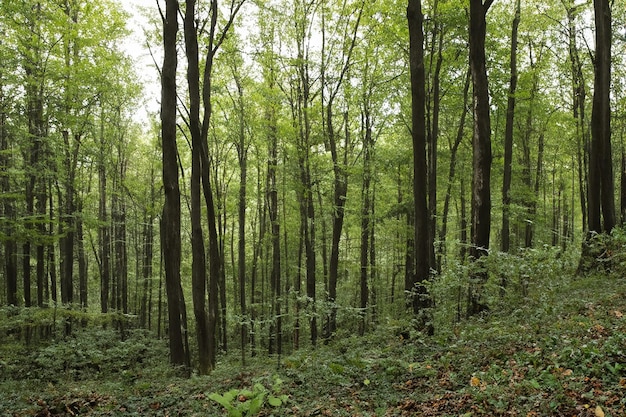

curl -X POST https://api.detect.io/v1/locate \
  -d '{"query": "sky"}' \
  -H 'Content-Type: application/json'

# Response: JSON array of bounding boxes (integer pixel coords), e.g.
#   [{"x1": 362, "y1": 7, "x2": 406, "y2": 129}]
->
[{"x1": 119, "y1": 0, "x2": 161, "y2": 126}]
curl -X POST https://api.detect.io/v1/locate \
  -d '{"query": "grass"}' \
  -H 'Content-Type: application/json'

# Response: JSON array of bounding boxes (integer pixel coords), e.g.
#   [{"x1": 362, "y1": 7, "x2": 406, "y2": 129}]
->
[{"x1": 2, "y1": 251, "x2": 626, "y2": 416}]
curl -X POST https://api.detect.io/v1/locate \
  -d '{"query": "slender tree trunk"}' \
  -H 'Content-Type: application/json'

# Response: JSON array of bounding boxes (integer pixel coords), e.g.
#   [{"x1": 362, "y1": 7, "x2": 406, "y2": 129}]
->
[
  {"x1": 232, "y1": 71, "x2": 250, "y2": 361},
  {"x1": 98, "y1": 128, "x2": 110, "y2": 313},
  {"x1": 439, "y1": 69, "x2": 470, "y2": 269},
  {"x1": 113, "y1": 160, "x2": 128, "y2": 314},
  {"x1": 563, "y1": 2, "x2": 589, "y2": 232},
  {"x1": 322, "y1": 3, "x2": 362, "y2": 339},
  {"x1": 427, "y1": 10, "x2": 442, "y2": 272},
  {"x1": 36, "y1": 180, "x2": 46, "y2": 307},
  {"x1": 526, "y1": 133, "x2": 544, "y2": 248},
  {"x1": 48, "y1": 184, "x2": 57, "y2": 305},
  {"x1": 77, "y1": 198, "x2": 87, "y2": 308},
  {"x1": 268, "y1": 126, "x2": 281, "y2": 356},
  {"x1": 359, "y1": 110, "x2": 372, "y2": 336},
  {"x1": 501, "y1": 0, "x2": 521, "y2": 253},
  {"x1": 1, "y1": 96, "x2": 18, "y2": 307},
  {"x1": 621, "y1": 148, "x2": 626, "y2": 224},
  {"x1": 140, "y1": 177, "x2": 155, "y2": 328},
  {"x1": 459, "y1": 167, "x2": 469, "y2": 262}
]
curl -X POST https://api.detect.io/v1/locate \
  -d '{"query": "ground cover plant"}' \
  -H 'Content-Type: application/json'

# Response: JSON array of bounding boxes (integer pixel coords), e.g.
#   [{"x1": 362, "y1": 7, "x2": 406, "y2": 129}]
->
[{"x1": 1, "y1": 245, "x2": 626, "y2": 416}]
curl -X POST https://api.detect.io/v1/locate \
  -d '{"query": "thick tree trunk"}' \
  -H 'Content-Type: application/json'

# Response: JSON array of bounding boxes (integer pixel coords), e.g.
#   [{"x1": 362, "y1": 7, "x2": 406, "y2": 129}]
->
[
  {"x1": 467, "y1": 0, "x2": 493, "y2": 317},
  {"x1": 407, "y1": 0, "x2": 433, "y2": 332},
  {"x1": 589, "y1": 0, "x2": 614, "y2": 233},
  {"x1": 161, "y1": 0, "x2": 187, "y2": 367},
  {"x1": 183, "y1": 0, "x2": 211, "y2": 375}
]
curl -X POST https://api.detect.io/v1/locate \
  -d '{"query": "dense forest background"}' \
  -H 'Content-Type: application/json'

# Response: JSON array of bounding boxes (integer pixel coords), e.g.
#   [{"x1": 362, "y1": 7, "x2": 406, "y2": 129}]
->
[{"x1": 2, "y1": 0, "x2": 626, "y2": 392}]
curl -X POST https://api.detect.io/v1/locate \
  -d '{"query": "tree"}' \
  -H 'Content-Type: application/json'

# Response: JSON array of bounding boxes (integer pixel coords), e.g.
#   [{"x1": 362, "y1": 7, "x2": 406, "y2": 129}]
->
[
  {"x1": 407, "y1": 0, "x2": 433, "y2": 332},
  {"x1": 182, "y1": 0, "x2": 244, "y2": 372},
  {"x1": 467, "y1": 0, "x2": 493, "y2": 317},
  {"x1": 588, "y1": 0, "x2": 614, "y2": 233},
  {"x1": 321, "y1": 0, "x2": 363, "y2": 340},
  {"x1": 160, "y1": 0, "x2": 187, "y2": 367},
  {"x1": 501, "y1": 0, "x2": 520, "y2": 254},
  {"x1": 183, "y1": 0, "x2": 211, "y2": 375}
]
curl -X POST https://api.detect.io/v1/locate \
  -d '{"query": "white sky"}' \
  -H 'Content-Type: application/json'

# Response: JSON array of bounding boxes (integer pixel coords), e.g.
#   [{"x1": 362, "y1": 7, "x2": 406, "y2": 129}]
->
[{"x1": 119, "y1": 0, "x2": 161, "y2": 126}]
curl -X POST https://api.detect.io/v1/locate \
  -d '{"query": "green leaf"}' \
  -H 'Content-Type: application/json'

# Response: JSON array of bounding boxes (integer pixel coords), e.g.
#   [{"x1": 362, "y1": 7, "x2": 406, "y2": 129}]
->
[
  {"x1": 268, "y1": 395, "x2": 282, "y2": 407},
  {"x1": 249, "y1": 392, "x2": 265, "y2": 415},
  {"x1": 208, "y1": 392, "x2": 234, "y2": 411}
]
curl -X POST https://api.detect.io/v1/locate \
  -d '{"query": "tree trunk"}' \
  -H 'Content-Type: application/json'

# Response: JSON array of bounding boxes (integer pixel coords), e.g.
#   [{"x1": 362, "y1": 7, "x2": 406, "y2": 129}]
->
[
  {"x1": 161, "y1": 0, "x2": 187, "y2": 367},
  {"x1": 233, "y1": 71, "x2": 250, "y2": 362},
  {"x1": 427, "y1": 11, "x2": 442, "y2": 272},
  {"x1": 501, "y1": 0, "x2": 520, "y2": 253},
  {"x1": 439, "y1": 69, "x2": 470, "y2": 269},
  {"x1": 98, "y1": 127, "x2": 111, "y2": 313},
  {"x1": 77, "y1": 198, "x2": 87, "y2": 308},
  {"x1": 588, "y1": 0, "x2": 614, "y2": 233},
  {"x1": 1, "y1": 96, "x2": 18, "y2": 307},
  {"x1": 322, "y1": 3, "x2": 362, "y2": 339},
  {"x1": 407, "y1": 0, "x2": 433, "y2": 331},
  {"x1": 526, "y1": 133, "x2": 544, "y2": 248},
  {"x1": 140, "y1": 176, "x2": 155, "y2": 328},
  {"x1": 359, "y1": 110, "x2": 372, "y2": 336},
  {"x1": 183, "y1": 0, "x2": 211, "y2": 375},
  {"x1": 621, "y1": 149, "x2": 626, "y2": 224},
  {"x1": 467, "y1": 0, "x2": 493, "y2": 317},
  {"x1": 268, "y1": 123, "x2": 281, "y2": 356}
]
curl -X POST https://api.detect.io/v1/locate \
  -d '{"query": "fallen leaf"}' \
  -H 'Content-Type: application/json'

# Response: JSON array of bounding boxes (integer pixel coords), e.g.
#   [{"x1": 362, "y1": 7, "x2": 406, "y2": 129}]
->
[{"x1": 595, "y1": 405, "x2": 605, "y2": 417}]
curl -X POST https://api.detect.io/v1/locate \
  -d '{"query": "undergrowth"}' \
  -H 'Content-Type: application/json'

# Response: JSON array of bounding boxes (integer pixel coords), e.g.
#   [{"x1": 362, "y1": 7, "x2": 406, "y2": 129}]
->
[{"x1": 1, "y1": 244, "x2": 626, "y2": 416}]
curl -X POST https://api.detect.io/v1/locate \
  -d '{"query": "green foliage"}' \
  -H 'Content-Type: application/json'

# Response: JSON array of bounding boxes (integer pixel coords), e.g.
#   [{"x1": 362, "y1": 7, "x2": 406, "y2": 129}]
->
[
  {"x1": 208, "y1": 375, "x2": 289, "y2": 417},
  {"x1": 578, "y1": 228, "x2": 626, "y2": 276},
  {"x1": 3, "y1": 263, "x2": 626, "y2": 416},
  {"x1": 0, "y1": 326, "x2": 171, "y2": 383}
]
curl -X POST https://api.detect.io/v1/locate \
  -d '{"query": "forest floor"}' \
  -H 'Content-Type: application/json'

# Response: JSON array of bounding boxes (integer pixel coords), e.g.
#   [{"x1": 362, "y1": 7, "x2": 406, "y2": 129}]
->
[{"x1": 2, "y1": 268, "x2": 626, "y2": 416}]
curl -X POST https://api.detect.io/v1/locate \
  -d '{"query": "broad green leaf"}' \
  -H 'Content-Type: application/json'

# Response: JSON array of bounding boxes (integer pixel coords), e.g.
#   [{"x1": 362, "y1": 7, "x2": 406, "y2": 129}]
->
[{"x1": 268, "y1": 395, "x2": 282, "y2": 407}]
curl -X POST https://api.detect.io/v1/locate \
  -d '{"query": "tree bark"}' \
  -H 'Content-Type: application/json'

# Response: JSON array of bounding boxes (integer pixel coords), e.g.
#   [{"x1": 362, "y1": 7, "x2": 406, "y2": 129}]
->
[
  {"x1": 467, "y1": 0, "x2": 493, "y2": 317},
  {"x1": 407, "y1": 0, "x2": 433, "y2": 332},
  {"x1": 501, "y1": 0, "x2": 520, "y2": 253},
  {"x1": 563, "y1": 1, "x2": 589, "y2": 233},
  {"x1": 439, "y1": 69, "x2": 470, "y2": 270},
  {"x1": 161, "y1": 0, "x2": 187, "y2": 367},
  {"x1": 588, "y1": 0, "x2": 614, "y2": 233},
  {"x1": 359, "y1": 108, "x2": 372, "y2": 336},
  {"x1": 0, "y1": 85, "x2": 18, "y2": 307},
  {"x1": 183, "y1": 0, "x2": 211, "y2": 375}
]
